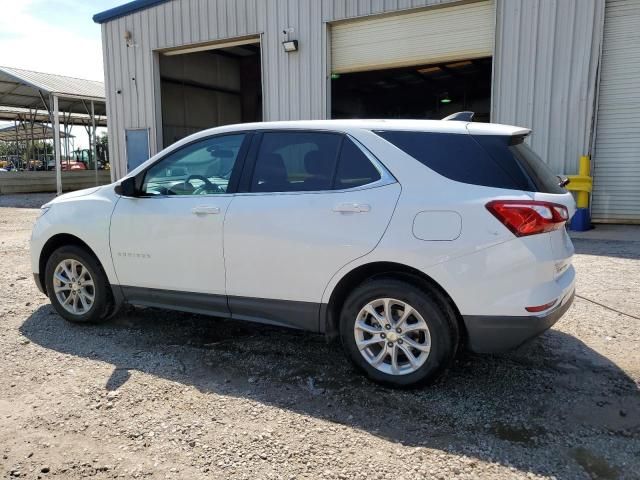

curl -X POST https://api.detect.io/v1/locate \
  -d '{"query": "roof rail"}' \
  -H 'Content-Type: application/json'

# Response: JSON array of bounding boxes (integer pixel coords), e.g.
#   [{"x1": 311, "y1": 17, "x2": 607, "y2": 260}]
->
[{"x1": 442, "y1": 111, "x2": 474, "y2": 122}]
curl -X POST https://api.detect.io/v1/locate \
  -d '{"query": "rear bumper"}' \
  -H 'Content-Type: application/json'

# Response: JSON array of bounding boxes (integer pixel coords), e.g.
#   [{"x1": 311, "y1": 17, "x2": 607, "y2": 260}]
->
[{"x1": 463, "y1": 289, "x2": 575, "y2": 353}]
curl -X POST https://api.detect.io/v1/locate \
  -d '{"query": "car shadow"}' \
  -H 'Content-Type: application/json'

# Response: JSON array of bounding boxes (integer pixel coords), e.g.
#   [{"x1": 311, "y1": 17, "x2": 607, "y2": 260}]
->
[
  {"x1": 0, "y1": 192, "x2": 56, "y2": 209},
  {"x1": 573, "y1": 237, "x2": 640, "y2": 261},
  {"x1": 20, "y1": 305, "x2": 639, "y2": 478}
]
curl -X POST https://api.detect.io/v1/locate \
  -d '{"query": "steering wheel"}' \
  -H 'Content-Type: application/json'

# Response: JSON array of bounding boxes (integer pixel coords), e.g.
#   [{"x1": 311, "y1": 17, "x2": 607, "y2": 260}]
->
[{"x1": 185, "y1": 174, "x2": 220, "y2": 194}]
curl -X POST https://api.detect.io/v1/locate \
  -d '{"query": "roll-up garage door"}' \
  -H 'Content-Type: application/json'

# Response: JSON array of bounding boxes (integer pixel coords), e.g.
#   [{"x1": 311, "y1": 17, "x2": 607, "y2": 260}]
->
[
  {"x1": 331, "y1": 1, "x2": 495, "y2": 74},
  {"x1": 592, "y1": 0, "x2": 640, "y2": 223}
]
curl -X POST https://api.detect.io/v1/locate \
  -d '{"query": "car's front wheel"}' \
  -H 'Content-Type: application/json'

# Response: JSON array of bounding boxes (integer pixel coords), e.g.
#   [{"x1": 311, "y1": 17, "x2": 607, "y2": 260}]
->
[
  {"x1": 44, "y1": 246, "x2": 113, "y2": 323},
  {"x1": 340, "y1": 277, "x2": 458, "y2": 388}
]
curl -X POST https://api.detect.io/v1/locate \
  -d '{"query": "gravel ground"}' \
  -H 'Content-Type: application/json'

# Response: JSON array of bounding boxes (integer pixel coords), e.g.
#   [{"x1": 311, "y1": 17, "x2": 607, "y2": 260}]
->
[{"x1": 1, "y1": 193, "x2": 639, "y2": 479}]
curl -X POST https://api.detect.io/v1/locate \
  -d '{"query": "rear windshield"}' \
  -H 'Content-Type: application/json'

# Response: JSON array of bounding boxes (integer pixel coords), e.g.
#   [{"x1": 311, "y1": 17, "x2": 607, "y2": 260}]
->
[
  {"x1": 374, "y1": 130, "x2": 565, "y2": 193},
  {"x1": 472, "y1": 134, "x2": 566, "y2": 194},
  {"x1": 509, "y1": 140, "x2": 567, "y2": 194}
]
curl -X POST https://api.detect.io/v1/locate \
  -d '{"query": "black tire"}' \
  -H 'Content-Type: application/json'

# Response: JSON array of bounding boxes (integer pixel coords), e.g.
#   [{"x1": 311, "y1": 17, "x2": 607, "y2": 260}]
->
[
  {"x1": 44, "y1": 245, "x2": 114, "y2": 323},
  {"x1": 339, "y1": 277, "x2": 458, "y2": 388}
]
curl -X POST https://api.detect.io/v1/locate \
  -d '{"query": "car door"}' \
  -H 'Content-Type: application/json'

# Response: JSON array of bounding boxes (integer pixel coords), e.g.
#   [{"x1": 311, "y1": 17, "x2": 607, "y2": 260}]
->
[
  {"x1": 110, "y1": 132, "x2": 250, "y2": 316},
  {"x1": 223, "y1": 130, "x2": 401, "y2": 331}
]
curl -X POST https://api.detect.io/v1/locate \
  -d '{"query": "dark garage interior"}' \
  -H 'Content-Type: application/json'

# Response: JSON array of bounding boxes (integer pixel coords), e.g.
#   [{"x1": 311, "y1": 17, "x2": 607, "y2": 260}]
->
[
  {"x1": 159, "y1": 42, "x2": 262, "y2": 147},
  {"x1": 331, "y1": 56, "x2": 492, "y2": 122}
]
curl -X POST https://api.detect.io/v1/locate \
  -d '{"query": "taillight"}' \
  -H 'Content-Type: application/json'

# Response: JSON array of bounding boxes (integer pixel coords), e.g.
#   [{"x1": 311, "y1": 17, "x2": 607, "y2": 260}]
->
[{"x1": 486, "y1": 200, "x2": 569, "y2": 237}]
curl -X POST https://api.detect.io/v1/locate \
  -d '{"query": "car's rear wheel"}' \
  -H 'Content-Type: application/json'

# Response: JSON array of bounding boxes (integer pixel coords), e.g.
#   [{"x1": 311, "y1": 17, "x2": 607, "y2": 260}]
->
[
  {"x1": 44, "y1": 246, "x2": 113, "y2": 323},
  {"x1": 340, "y1": 277, "x2": 458, "y2": 387}
]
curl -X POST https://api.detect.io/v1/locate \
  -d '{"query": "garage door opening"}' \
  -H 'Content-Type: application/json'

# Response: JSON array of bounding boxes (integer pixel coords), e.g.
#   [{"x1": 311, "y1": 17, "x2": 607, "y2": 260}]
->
[
  {"x1": 159, "y1": 40, "x2": 262, "y2": 148},
  {"x1": 331, "y1": 57, "x2": 492, "y2": 121}
]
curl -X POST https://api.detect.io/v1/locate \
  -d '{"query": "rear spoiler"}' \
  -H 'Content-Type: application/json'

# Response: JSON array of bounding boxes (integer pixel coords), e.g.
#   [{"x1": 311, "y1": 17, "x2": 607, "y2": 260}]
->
[
  {"x1": 446, "y1": 112, "x2": 533, "y2": 138},
  {"x1": 442, "y1": 111, "x2": 474, "y2": 122}
]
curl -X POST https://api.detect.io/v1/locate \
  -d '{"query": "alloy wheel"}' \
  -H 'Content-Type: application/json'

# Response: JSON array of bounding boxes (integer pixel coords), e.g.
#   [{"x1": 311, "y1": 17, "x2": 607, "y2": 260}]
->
[
  {"x1": 52, "y1": 259, "x2": 95, "y2": 315},
  {"x1": 354, "y1": 298, "x2": 431, "y2": 375}
]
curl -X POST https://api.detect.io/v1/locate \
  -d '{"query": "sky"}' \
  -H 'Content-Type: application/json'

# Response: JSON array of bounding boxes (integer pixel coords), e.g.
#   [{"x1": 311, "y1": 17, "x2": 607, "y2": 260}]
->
[
  {"x1": 0, "y1": 0, "x2": 123, "y2": 149},
  {"x1": 0, "y1": 0, "x2": 123, "y2": 80}
]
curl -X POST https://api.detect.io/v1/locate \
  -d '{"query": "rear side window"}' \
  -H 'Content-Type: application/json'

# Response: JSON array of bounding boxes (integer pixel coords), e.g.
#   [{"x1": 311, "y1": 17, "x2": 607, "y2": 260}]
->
[
  {"x1": 334, "y1": 138, "x2": 381, "y2": 189},
  {"x1": 251, "y1": 131, "x2": 342, "y2": 192},
  {"x1": 375, "y1": 131, "x2": 531, "y2": 190},
  {"x1": 250, "y1": 132, "x2": 382, "y2": 193}
]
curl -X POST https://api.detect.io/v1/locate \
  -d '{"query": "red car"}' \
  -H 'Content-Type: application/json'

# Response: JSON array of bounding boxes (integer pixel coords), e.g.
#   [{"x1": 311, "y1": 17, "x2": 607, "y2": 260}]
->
[{"x1": 62, "y1": 161, "x2": 88, "y2": 171}]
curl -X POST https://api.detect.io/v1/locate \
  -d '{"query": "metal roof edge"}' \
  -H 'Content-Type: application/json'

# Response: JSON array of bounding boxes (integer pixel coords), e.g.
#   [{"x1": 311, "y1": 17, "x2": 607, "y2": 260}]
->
[
  {"x1": 93, "y1": 0, "x2": 170, "y2": 24},
  {"x1": 0, "y1": 67, "x2": 49, "y2": 95}
]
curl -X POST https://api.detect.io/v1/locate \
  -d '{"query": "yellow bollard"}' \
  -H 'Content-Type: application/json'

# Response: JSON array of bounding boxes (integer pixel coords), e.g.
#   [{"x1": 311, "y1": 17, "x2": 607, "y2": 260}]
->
[
  {"x1": 576, "y1": 155, "x2": 590, "y2": 209},
  {"x1": 565, "y1": 155, "x2": 593, "y2": 231},
  {"x1": 567, "y1": 155, "x2": 592, "y2": 209}
]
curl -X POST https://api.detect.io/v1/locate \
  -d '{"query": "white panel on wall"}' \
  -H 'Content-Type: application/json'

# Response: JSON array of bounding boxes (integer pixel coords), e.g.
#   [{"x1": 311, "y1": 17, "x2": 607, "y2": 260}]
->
[{"x1": 331, "y1": 1, "x2": 495, "y2": 74}]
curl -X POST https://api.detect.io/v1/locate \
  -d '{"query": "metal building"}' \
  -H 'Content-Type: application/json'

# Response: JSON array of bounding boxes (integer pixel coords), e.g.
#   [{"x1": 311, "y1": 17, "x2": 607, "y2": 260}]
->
[{"x1": 94, "y1": 0, "x2": 640, "y2": 223}]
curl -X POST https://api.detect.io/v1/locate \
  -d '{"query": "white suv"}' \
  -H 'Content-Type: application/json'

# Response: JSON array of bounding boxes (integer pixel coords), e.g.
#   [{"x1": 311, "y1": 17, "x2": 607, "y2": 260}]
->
[{"x1": 31, "y1": 117, "x2": 576, "y2": 387}]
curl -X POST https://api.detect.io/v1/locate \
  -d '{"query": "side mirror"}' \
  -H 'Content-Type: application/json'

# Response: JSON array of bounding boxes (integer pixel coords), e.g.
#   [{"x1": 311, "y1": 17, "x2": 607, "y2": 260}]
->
[{"x1": 115, "y1": 176, "x2": 138, "y2": 197}]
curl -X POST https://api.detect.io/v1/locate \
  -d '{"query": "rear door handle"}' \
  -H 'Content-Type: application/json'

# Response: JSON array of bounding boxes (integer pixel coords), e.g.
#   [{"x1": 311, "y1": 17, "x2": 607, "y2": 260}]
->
[
  {"x1": 192, "y1": 205, "x2": 220, "y2": 215},
  {"x1": 333, "y1": 202, "x2": 371, "y2": 213}
]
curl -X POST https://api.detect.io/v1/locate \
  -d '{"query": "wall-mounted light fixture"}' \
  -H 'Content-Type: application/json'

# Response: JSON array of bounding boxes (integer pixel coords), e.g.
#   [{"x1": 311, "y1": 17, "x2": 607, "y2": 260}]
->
[
  {"x1": 282, "y1": 40, "x2": 299, "y2": 52},
  {"x1": 124, "y1": 30, "x2": 137, "y2": 48},
  {"x1": 282, "y1": 28, "x2": 298, "y2": 53}
]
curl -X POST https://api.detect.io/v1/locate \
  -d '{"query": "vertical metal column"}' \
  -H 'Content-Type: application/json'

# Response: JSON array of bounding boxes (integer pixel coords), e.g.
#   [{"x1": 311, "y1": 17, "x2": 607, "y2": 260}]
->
[
  {"x1": 64, "y1": 112, "x2": 70, "y2": 166},
  {"x1": 52, "y1": 95, "x2": 62, "y2": 195},
  {"x1": 91, "y1": 101, "x2": 97, "y2": 185},
  {"x1": 13, "y1": 120, "x2": 19, "y2": 170}
]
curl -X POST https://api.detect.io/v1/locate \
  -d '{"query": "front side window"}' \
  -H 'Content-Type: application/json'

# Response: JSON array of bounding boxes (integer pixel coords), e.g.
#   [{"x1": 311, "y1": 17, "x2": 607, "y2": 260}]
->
[
  {"x1": 250, "y1": 132, "x2": 382, "y2": 193},
  {"x1": 142, "y1": 134, "x2": 245, "y2": 196}
]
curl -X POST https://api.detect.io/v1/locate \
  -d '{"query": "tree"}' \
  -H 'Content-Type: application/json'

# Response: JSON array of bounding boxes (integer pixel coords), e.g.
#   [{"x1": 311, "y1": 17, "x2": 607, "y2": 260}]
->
[
  {"x1": 97, "y1": 132, "x2": 108, "y2": 150},
  {"x1": 0, "y1": 142, "x2": 10, "y2": 157},
  {"x1": 25, "y1": 141, "x2": 53, "y2": 157},
  {"x1": 97, "y1": 133, "x2": 109, "y2": 167}
]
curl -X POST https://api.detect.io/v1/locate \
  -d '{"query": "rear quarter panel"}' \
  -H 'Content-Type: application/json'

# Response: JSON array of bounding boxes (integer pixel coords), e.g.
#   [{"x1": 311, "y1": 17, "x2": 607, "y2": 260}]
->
[
  {"x1": 322, "y1": 129, "x2": 558, "y2": 316},
  {"x1": 533, "y1": 191, "x2": 576, "y2": 267}
]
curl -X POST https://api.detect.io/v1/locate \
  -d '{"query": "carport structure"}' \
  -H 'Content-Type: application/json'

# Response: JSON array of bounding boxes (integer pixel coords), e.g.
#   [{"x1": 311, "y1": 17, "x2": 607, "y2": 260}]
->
[
  {"x1": 0, "y1": 66, "x2": 107, "y2": 193},
  {"x1": 0, "y1": 122, "x2": 74, "y2": 171}
]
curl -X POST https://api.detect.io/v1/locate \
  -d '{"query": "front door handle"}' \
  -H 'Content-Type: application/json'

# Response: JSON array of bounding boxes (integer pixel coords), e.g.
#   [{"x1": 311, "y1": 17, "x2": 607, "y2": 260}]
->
[
  {"x1": 192, "y1": 205, "x2": 220, "y2": 215},
  {"x1": 333, "y1": 202, "x2": 371, "y2": 213}
]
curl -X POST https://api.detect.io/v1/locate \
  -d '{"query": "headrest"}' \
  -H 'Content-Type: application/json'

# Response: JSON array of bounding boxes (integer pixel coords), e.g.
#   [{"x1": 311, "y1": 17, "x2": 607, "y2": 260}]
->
[
  {"x1": 262, "y1": 153, "x2": 285, "y2": 171},
  {"x1": 304, "y1": 150, "x2": 328, "y2": 176},
  {"x1": 256, "y1": 153, "x2": 287, "y2": 182}
]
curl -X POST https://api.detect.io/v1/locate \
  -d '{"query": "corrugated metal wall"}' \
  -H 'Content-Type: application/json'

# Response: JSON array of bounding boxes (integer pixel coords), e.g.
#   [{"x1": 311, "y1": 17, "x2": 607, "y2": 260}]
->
[
  {"x1": 591, "y1": 0, "x2": 640, "y2": 223},
  {"x1": 102, "y1": 0, "x2": 465, "y2": 179},
  {"x1": 492, "y1": 0, "x2": 605, "y2": 176},
  {"x1": 101, "y1": 0, "x2": 604, "y2": 181}
]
